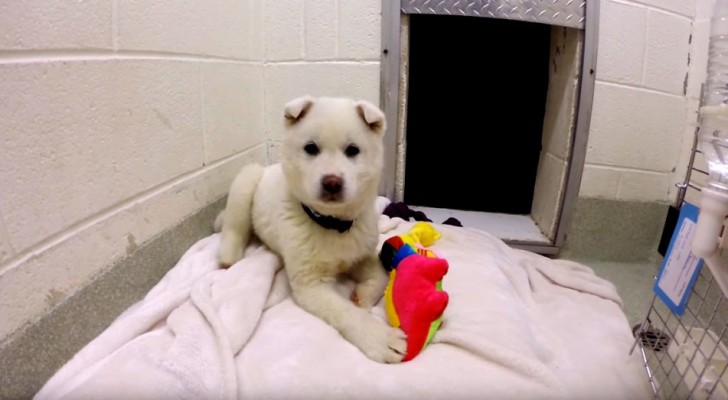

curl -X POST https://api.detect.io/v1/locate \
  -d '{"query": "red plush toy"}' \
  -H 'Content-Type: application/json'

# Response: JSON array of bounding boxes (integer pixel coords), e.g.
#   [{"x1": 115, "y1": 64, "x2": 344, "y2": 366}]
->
[{"x1": 379, "y1": 222, "x2": 449, "y2": 361}]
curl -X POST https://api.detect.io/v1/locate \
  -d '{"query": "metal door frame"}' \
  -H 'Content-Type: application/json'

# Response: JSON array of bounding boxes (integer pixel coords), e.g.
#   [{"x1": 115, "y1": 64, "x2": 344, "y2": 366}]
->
[{"x1": 379, "y1": 0, "x2": 599, "y2": 254}]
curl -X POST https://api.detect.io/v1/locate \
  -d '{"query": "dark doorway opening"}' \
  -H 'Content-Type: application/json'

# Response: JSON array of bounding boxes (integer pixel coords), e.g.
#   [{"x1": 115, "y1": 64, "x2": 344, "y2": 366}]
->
[{"x1": 404, "y1": 14, "x2": 551, "y2": 215}]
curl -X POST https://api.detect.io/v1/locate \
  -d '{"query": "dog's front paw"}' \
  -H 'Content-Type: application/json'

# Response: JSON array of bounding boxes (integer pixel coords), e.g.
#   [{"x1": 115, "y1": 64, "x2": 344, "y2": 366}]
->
[
  {"x1": 217, "y1": 233, "x2": 245, "y2": 268},
  {"x1": 351, "y1": 318, "x2": 407, "y2": 363}
]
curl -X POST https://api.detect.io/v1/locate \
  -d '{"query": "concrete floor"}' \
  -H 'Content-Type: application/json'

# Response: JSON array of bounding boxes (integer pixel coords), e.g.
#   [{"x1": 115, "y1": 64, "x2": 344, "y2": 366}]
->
[{"x1": 561, "y1": 257, "x2": 661, "y2": 328}]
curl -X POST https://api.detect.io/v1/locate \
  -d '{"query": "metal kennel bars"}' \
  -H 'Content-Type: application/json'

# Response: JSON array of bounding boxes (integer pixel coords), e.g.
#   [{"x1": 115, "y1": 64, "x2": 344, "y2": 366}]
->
[{"x1": 631, "y1": 86, "x2": 728, "y2": 400}]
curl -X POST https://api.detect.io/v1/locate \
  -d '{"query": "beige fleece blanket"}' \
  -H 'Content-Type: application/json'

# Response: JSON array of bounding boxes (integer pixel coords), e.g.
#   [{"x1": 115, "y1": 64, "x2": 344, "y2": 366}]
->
[{"x1": 36, "y1": 215, "x2": 652, "y2": 400}]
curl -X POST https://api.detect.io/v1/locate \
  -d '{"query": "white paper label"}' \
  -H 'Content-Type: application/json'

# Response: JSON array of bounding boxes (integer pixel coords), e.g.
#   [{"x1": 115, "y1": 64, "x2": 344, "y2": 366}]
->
[{"x1": 657, "y1": 218, "x2": 701, "y2": 306}]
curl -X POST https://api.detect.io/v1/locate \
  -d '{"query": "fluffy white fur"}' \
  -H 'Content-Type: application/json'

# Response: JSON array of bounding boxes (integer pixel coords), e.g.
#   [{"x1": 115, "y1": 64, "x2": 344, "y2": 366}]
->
[{"x1": 216, "y1": 96, "x2": 407, "y2": 363}]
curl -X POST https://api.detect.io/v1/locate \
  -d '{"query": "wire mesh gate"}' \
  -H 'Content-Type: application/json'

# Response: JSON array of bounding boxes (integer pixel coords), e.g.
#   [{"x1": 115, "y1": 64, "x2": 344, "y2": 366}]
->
[{"x1": 631, "y1": 86, "x2": 728, "y2": 400}]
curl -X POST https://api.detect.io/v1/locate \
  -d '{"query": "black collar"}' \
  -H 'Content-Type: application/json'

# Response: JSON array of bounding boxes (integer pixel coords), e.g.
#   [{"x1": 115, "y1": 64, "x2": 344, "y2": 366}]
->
[{"x1": 301, "y1": 204, "x2": 354, "y2": 233}]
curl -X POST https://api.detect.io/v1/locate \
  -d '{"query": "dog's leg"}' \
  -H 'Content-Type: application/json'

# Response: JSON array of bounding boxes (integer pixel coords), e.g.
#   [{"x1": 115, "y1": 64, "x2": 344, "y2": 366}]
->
[
  {"x1": 349, "y1": 255, "x2": 389, "y2": 310},
  {"x1": 217, "y1": 163, "x2": 264, "y2": 267},
  {"x1": 213, "y1": 209, "x2": 225, "y2": 233},
  {"x1": 289, "y1": 266, "x2": 407, "y2": 363}
]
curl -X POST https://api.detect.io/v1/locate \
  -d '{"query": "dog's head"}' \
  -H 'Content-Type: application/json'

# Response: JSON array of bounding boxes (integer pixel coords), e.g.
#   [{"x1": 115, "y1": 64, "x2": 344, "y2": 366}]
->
[{"x1": 280, "y1": 96, "x2": 386, "y2": 217}]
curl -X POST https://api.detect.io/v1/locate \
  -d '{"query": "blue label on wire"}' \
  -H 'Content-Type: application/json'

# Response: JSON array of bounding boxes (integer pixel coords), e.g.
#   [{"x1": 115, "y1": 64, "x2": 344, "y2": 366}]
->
[{"x1": 653, "y1": 202, "x2": 704, "y2": 316}]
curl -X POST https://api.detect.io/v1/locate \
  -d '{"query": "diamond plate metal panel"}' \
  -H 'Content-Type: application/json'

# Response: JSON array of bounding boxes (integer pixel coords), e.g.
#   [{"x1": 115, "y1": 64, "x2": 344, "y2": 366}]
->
[{"x1": 401, "y1": 0, "x2": 586, "y2": 29}]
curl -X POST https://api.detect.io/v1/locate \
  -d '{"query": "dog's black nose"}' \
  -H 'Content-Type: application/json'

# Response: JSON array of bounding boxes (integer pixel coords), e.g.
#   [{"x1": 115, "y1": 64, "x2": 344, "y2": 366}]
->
[{"x1": 321, "y1": 175, "x2": 343, "y2": 195}]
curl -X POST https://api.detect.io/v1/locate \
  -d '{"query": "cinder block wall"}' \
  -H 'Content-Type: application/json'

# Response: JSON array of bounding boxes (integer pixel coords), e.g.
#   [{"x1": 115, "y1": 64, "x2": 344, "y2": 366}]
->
[
  {"x1": 0, "y1": 0, "x2": 382, "y2": 345},
  {"x1": 581, "y1": 0, "x2": 703, "y2": 202}
]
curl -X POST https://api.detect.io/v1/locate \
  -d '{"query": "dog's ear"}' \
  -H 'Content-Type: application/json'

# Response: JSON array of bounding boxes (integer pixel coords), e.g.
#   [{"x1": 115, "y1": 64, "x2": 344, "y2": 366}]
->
[
  {"x1": 284, "y1": 96, "x2": 315, "y2": 125},
  {"x1": 355, "y1": 100, "x2": 386, "y2": 134}
]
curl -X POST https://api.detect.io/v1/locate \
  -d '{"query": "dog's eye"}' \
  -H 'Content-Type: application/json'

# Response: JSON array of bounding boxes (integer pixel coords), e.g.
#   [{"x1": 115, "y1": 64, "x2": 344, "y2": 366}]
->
[
  {"x1": 345, "y1": 144, "x2": 360, "y2": 158},
  {"x1": 304, "y1": 142, "x2": 320, "y2": 156}
]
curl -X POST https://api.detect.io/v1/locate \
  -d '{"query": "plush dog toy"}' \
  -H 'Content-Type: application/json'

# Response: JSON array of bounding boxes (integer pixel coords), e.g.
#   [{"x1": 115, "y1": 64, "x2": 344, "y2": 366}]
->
[{"x1": 379, "y1": 222, "x2": 449, "y2": 361}]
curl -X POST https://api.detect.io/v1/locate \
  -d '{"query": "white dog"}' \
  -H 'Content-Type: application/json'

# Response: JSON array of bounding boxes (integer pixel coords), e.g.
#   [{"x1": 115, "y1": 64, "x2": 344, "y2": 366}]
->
[{"x1": 216, "y1": 96, "x2": 407, "y2": 363}]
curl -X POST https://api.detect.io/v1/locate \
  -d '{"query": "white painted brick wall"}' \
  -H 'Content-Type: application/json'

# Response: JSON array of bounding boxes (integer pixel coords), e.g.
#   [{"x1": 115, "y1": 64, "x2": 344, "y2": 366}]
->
[
  {"x1": 587, "y1": 82, "x2": 685, "y2": 172},
  {"x1": 0, "y1": 0, "x2": 382, "y2": 343},
  {"x1": 338, "y1": 0, "x2": 381, "y2": 60},
  {"x1": 597, "y1": 1, "x2": 647, "y2": 86},
  {"x1": 687, "y1": 18, "x2": 711, "y2": 101},
  {"x1": 0, "y1": 1, "x2": 113, "y2": 50},
  {"x1": 305, "y1": 0, "x2": 338, "y2": 59},
  {"x1": 580, "y1": 164, "x2": 671, "y2": 201},
  {"x1": 0, "y1": 60, "x2": 205, "y2": 252},
  {"x1": 117, "y1": 0, "x2": 256, "y2": 59},
  {"x1": 0, "y1": 146, "x2": 267, "y2": 341},
  {"x1": 0, "y1": 218, "x2": 12, "y2": 265},
  {"x1": 668, "y1": 0, "x2": 714, "y2": 201},
  {"x1": 202, "y1": 63, "x2": 265, "y2": 163},
  {"x1": 643, "y1": 10, "x2": 692, "y2": 95},
  {"x1": 579, "y1": 165, "x2": 622, "y2": 198},
  {"x1": 631, "y1": 0, "x2": 696, "y2": 17},
  {"x1": 617, "y1": 169, "x2": 671, "y2": 201},
  {"x1": 265, "y1": 1, "x2": 304, "y2": 61},
  {"x1": 581, "y1": 0, "x2": 699, "y2": 202}
]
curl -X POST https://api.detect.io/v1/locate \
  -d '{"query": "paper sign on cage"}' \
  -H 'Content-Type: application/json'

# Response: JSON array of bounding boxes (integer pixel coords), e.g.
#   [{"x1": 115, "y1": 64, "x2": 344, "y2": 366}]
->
[{"x1": 653, "y1": 202, "x2": 705, "y2": 316}]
